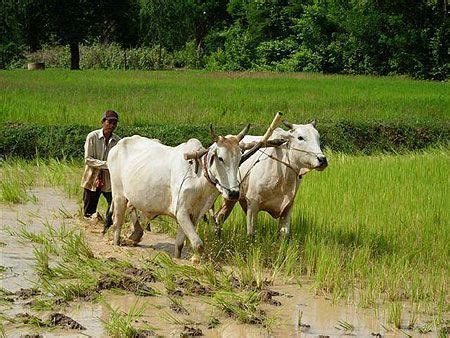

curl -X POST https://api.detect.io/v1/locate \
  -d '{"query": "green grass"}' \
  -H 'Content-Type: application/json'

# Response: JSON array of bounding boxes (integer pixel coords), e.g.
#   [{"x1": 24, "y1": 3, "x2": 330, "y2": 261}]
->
[
  {"x1": 198, "y1": 148, "x2": 449, "y2": 309},
  {"x1": 104, "y1": 302, "x2": 156, "y2": 338},
  {"x1": 1, "y1": 70, "x2": 448, "y2": 126},
  {"x1": 0, "y1": 158, "x2": 83, "y2": 204}
]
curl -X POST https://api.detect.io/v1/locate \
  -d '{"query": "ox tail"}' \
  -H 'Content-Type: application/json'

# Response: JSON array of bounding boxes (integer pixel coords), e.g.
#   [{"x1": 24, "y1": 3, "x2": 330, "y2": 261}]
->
[{"x1": 103, "y1": 199, "x2": 114, "y2": 234}]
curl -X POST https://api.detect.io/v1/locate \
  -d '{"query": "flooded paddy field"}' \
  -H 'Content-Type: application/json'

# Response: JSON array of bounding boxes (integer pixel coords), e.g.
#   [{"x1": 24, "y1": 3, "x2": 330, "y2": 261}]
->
[{"x1": 1, "y1": 150, "x2": 449, "y2": 337}]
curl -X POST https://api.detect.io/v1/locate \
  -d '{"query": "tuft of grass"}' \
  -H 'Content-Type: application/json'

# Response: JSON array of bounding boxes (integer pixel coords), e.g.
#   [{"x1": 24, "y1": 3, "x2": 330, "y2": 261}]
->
[
  {"x1": 0, "y1": 158, "x2": 35, "y2": 203},
  {"x1": 207, "y1": 316, "x2": 220, "y2": 329},
  {"x1": 335, "y1": 320, "x2": 355, "y2": 333},
  {"x1": 104, "y1": 302, "x2": 156, "y2": 338},
  {"x1": 387, "y1": 302, "x2": 403, "y2": 329},
  {"x1": 208, "y1": 290, "x2": 266, "y2": 325}
]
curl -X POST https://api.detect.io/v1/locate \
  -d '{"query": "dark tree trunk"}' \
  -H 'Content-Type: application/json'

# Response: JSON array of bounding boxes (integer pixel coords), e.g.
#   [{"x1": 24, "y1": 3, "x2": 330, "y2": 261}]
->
[{"x1": 69, "y1": 42, "x2": 80, "y2": 70}]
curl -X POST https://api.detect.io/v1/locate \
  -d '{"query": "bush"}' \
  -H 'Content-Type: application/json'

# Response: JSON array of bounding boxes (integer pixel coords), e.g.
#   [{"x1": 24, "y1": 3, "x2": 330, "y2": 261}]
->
[
  {"x1": 24, "y1": 44, "x2": 71, "y2": 68},
  {"x1": 173, "y1": 41, "x2": 200, "y2": 68},
  {"x1": 15, "y1": 43, "x2": 176, "y2": 70},
  {"x1": 205, "y1": 26, "x2": 255, "y2": 71},
  {"x1": 1, "y1": 122, "x2": 447, "y2": 159}
]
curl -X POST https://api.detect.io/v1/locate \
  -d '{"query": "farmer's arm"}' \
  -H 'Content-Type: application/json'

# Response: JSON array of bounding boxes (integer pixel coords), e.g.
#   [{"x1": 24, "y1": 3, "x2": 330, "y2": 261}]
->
[{"x1": 84, "y1": 134, "x2": 108, "y2": 169}]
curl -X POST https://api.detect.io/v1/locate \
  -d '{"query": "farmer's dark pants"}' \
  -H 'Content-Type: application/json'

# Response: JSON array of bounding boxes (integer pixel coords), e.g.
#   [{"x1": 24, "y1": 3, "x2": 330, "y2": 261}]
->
[{"x1": 83, "y1": 188, "x2": 112, "y2": 227}]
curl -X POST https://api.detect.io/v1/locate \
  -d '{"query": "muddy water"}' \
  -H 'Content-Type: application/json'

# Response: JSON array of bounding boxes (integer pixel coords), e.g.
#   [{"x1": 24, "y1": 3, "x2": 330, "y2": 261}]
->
[{"x1": 0, "y1": 188, "x2": 433, "y2": 337}]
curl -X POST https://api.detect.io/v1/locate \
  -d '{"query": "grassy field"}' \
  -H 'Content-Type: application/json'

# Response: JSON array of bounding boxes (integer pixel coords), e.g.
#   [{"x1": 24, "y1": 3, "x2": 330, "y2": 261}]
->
[
  {"x1": 1, "y1": 149, "x2": 448, "y2": 319},
  {"x1": 1, "y1": 70, "x2": 449, "y2": 126}
]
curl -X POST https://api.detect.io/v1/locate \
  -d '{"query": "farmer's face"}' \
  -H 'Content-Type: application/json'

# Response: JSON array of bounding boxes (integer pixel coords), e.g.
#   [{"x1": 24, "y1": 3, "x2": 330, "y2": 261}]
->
[{"x1": 102, "y1": 119, "x2": 117, "y2": 135}]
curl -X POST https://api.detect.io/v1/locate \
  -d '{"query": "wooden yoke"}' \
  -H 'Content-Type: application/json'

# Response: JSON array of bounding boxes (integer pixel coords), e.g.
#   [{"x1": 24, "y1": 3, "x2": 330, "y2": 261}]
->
[
  {"x1": 240, "y1": 111, "x2": 283, "y2": 164},
  {"x1": 183, "y1": 148, "x2": 209, "y2": 161}
]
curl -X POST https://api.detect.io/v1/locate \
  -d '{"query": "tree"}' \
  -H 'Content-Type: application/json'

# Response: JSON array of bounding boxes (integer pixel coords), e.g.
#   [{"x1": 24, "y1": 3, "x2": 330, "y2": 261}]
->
[{"x1": 45, "y1": 0, "x2": 139, "y2": 69}]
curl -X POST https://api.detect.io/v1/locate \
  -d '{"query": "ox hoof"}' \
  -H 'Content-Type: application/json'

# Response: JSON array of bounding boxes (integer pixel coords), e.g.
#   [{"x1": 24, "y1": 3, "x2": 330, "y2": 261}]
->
[
  {"x1": 121, "y1": 238, "x2": 138, "y2": 247},
  {"x1": 128, "y1": 231, "x2": 144, "y2": 244},
  {"x1": 190, "y1": 253, "x2": 202, "y2": 264},
  {"x1": 280, "y1": 227, "x2": 290, "y2": 235}
]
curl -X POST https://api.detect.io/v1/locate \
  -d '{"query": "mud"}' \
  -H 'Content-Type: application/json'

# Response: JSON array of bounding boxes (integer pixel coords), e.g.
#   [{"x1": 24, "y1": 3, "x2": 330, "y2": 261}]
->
[
  {"x1": 48, "y1": 313, "x2": 86, "y2": 330},
  {"x1": 170, "y1": 301, "x2": 189, "y2": 315},
  {"x1": 181, "y1": 325, "x2": 203, "y2": 336},
  {"x1": 135, "y1": 329, "x2": 157, "y2": 337},
  {"x1": 96, "y1": 273, "x2": 156, "y2": 296},
  {"x1": 177, "y1": 279, "x2": 211, "y2": 296},
  {"x1": 122, "y1": 266, "x2": 157, "y2": 283},
  {"x1": 1, "y1": 187, "x2": 444, "y2": 337},
  {"x1": 259, "y1": 289, "x2": 282, "y2": 306},
  {"x1": 14, "y1": 288, "x2": 41, "y2": 299}
]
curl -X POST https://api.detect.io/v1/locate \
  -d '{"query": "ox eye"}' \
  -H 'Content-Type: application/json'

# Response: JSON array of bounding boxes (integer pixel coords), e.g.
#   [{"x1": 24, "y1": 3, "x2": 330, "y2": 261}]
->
[
  {"x1": 298, "y1": 136, "x2": 304, "y2": 141},
  {"x1": 218, "y1": 156, "x2": 224, "y2": 163}
]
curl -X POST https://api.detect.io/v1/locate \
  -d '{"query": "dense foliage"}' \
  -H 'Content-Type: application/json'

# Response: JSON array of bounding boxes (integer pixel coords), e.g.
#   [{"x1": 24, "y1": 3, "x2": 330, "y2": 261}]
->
[
  {"x1": 1, "y1": 0, "x2": 448, "y2": 79},
  {"x1": 1, "y1": 122, "x2": 447, "y2": 159}
]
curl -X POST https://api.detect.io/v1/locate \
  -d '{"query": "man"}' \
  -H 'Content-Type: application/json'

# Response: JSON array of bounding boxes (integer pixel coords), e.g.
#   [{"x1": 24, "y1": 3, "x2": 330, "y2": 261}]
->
[{"x1": 81, "y1": 110, "x2": 120, "y2": 225}]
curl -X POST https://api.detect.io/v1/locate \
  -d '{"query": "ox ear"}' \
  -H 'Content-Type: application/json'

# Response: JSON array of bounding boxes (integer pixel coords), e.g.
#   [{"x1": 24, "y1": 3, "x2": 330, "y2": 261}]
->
[
  {"x1": 282, "y1": 120, "x2": 294, "y2": 130},
  {"x1": 236, "y1": 124, "x2": 250, "y2": 142},
  {"x1": 209, "y1": 124, "x2": 219, "y2": 142},
  {"x1": 310, "y1": 120, "x2": 317, "y2": 128}
]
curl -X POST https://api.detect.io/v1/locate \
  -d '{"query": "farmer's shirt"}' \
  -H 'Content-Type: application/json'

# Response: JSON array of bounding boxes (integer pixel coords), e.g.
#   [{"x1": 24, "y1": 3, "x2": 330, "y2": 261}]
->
[{"x1": 81, "y1": 128, "x2": 120, "y2": 192}]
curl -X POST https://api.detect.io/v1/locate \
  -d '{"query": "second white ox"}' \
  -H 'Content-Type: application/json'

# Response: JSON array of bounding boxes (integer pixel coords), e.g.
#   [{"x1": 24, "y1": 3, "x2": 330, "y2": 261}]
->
[
  {"x1": 107, "y1": 126, "x2": 249, "y2": 261},
  {"x1": 214, "y1": 121, "x2": 328, "y2": 235}
]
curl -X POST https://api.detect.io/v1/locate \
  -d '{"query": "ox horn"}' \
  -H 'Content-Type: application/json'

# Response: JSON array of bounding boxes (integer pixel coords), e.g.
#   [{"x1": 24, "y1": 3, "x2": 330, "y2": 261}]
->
[
  {"x1": 282, "y1": 120, "x2": 294, "y2": 130},
  {"x1": 209, "y1": 124, "x2": 219, "y2": 142},
  {"x1": 310, "y1": 119, "x2": 317, "y2": 127},
  {"x1": 236, "y1": 124, "x2": 251, "y2": 142},
  {"x1": 240, "y1": 111, "x2": 283, "y2": 165},
  {"x1": 184, "y1": 148, "x2": 208, "y2": 160}
]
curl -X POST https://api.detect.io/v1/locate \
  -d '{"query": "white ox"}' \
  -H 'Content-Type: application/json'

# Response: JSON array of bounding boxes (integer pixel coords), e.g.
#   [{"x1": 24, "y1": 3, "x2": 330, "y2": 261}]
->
[
  {"x1": 107, "y1": 126, "x2": 250, "y2": 261},
  {"x1": 214, "y1": 121, "x2": 328, "y2": 235}
]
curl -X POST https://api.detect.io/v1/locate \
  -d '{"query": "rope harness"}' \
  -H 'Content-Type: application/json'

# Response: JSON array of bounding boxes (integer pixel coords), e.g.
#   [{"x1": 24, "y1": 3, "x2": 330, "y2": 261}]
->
[
  {"x1": 240, "y1": 141, "x2": 324, "y2": 181},
  {"x1": 176, "y1": 140, "x2": 324, "y2": 215},
  {"x1": 202, "y1": 144, "x2": 240, "y2": 192}
]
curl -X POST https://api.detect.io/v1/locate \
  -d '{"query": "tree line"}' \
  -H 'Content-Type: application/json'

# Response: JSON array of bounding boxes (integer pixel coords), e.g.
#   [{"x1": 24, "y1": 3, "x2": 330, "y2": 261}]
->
[{"x1": 1, "y1": 0, "x2": 448, "y2": 79}]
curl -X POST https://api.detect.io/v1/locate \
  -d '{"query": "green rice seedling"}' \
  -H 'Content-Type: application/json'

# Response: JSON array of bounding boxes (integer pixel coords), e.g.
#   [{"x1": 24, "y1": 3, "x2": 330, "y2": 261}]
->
[
  {"x1": 399, "y1": 329, "x2": 412, "y2": 337},
  {"x1": 0, "y1": 177, "x2": 29, "y2": 203},
  {"x1": 40, "y1": 277, "x2": 97, "y2": 302},
  {"x1": 207, "y1": 316, "x2": 220, "y2": 329},
  {"x1": 0, "y1": 321, "x2": 5, "y2": 338},
  {"x1": 407, "y1": 303, "x2": 419, "y2": 329},
  {"x1": 387, "y1": 302, "x2": 403, "y2": 329},
  {"x1": 160, "y1": 310, "x2": 199, "y2": 326},
  {"x1": 104, "y1": 301, "x2": 156, "y2": 338},
  {"x1": 232, "y1": 247, "x2": 266, "y2": 289},
  {"x1": 208, "y1": 290, "x2": 266, "y2": 325},
  {"x1": 59, "y1": 230, "x2": 95, "y2": 261},
  {"x1": 28, "y1": 298, "x2": 58, "y2": 311},
  {"x1": 57, "y1": 206, "x2": 74, "y2": 219},
  {"x1": 0, "y1": 158, "x2": 37, "y2": 202},
  {"x1": 33, "y1": 245, "x2": 55, "y2": 277},
  {"x1": 417, "y1": 322, "x2": 433, "y2": 334},
  {"x1": 335, "y1": 320, "x2": 355, "y2": 333},
  {"x1": 271, "y1": 239, "x2": 301, "y2": 281}
]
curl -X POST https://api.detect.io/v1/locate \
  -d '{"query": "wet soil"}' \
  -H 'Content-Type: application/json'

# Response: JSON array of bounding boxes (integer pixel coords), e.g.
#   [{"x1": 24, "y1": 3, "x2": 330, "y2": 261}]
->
[{"x1": 1, "y1": 187, "x2": 443, "y2": 337}]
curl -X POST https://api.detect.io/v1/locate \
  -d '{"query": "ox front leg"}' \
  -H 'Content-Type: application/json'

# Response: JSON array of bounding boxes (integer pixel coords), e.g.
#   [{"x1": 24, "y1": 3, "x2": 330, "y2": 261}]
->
[
  {"x1": 246, "y1": 201, "x2": 259, "y2": 236},
  {"x1": 128, "y1": 206, "x2": 144, "y2": 245},
  {"x1": 112, "y1": 196, "x2": 128, "y2": 245},
  {"x1": 213, "y1": 199, "x2": 237, "y2": 237},
  {"x1": 279, "y1": 205, "x2": 293, "y2": 236},
  {"x1": 177, "y1": 212, "x2": 203, "y2": 263},
  {"x1": 174, "y1": 226, "x2": 185, "y2": 259}
]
